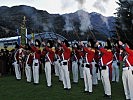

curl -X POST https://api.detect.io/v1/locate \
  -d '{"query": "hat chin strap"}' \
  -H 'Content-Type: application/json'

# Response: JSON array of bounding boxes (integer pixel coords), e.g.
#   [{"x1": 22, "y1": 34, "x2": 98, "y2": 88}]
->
[
  {"x1": 35, "y1": 42, "x2": 38, "y2": 45},
  {"x1": 74, "y1": 44, "x2": 77, "y2": 48},
  {"x1": 47, "y1": 43, "x2": 50, "y2": 47}
]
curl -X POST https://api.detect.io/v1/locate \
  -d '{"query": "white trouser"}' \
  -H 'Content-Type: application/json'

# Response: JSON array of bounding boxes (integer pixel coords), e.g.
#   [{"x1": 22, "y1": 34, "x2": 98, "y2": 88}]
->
[
  {"x1": 92, "y1": 62, "x2": 98, "y2": 85},
  {"x1": 122, "y1": 68, "x2": 133, "y2": 100},
  {"x1": 45, "y1": 61, "x2": 52, "y2": 86},
  {"x1": 25, "y1": 64, "x2": 32, "y2": 82},
  {"x1": 79, "y1": 59, "x2": 84, "y2": 79},
  {"x1": 54, "y1": 60, "x2": 60, "y2": 76},
  {"x1": 101, "y1": 66, "x2": 111, "y2": 95},
  {"x1": 61, "y1": 61, "x2": 71, "y2": 89},
  {"x1": 83, "y1": 63, "x2": 92, "y2": 92},
  {"x1": 32, "y1": 59, "x2": 39, "y2": 84},
  {"x1": 112, "y1": 61, "x2": 119, "y2": 82},
  {"x1": 13, "y1": 62, "x2": 21, "y2": 80},
  {"x1": 97, "y1": 68, "x2": 101, "y2": 81},
  {"x1": 72, "y1": 61, "x2": 78, "y2": 83},
  {"x1": 58, "y1": 62, "x2": 63, "y2": 81}
]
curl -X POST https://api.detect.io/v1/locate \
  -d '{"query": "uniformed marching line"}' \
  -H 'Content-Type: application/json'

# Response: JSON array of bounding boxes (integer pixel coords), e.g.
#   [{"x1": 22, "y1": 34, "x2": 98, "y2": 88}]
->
[{"x1": 1, "y1": 38, "x2": 133, "y2": 100}]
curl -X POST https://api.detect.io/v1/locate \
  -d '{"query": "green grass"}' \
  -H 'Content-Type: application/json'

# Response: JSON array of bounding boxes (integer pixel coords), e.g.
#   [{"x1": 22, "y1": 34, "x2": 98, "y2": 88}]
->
[{"x1": 0, "y1": 72, "x2": 125, "y2": 100}]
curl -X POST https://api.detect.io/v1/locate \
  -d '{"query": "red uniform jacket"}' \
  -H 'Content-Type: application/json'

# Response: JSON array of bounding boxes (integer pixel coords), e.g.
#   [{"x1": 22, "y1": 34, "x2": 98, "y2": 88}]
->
[
  {"x1": 15, "y1": 49, "x2": 19, "y2": 62},
  {"x1": 83, "y1": 47, "x2": 95, "y2": 75},
  {"x1": 14, "y1": 49, "x2": 23, "y2": 63},
  {"x1": 61, "y1": 43, "x2": 71, "y2": 61},
  {"x1": 99, "y1": 48, "x2": 113, "y2": 66},
  {"x1": 55, "y1": 48, "x2": 63, "y2": 59},
  {"x1": 74, "y1": 48, "x2": 82, "y2": 60},
  {"x1": 60, "y1": 43, "x2": 71, "y2": 71},
  {"x1": 123, "y1": 46, "x2": 133, "y2": 67},
  {"x1": 45, "y1": 46, "x2": 55, "y2": 63},
  {"x1": 31, "y1": 46, "x2": 41, "y2": 60},
  {"x1": 99, "y1": 47, "x2": 113, "y2": 80},
  {"x1": 113, "y1": 46, "x2": 120, "y2": 61},
  {"x1": 83, "y1": 47, "x2": 95, "y2": 63},
  {"x1": 94, "y1": 49, "x2": 100, "y2": 63},
  {"x1": 27, "y1": 53, "x2": 34, "y2": 66}
]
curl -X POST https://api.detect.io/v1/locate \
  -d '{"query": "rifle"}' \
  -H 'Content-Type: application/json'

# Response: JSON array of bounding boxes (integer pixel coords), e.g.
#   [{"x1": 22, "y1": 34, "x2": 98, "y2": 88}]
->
[
  {"x1": 38, "y1": 32, "x2": 44, "y2": 42},
  {"x1": 88, "y1": 27, "x2": 97, "y2": 42}
]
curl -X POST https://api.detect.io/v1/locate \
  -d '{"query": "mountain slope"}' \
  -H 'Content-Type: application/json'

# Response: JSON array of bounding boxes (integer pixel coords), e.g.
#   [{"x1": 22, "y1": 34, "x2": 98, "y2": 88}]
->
[{"x1": 0, "y1": 5, "x2": 116, "y2": 40}]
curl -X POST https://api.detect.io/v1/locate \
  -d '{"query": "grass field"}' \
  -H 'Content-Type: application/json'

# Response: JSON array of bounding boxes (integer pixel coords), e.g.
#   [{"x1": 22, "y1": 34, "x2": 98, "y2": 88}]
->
[{"x1": 0, "y1": 72, "x2": 125, "y2": 100}]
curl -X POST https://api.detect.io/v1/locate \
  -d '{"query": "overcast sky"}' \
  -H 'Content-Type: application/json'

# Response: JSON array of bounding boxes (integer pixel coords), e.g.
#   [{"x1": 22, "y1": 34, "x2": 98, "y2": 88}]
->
[{"x1": 0, "y1": 0, "x2": 118, "y2": 16}]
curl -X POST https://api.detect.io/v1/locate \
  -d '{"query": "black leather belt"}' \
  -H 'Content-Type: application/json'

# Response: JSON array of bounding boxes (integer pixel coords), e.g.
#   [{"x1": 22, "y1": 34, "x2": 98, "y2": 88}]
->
[
  {"x1": 62, "y1": 61, "x2": 67, "y2": 65},
  {"x1": 85, "y1": 64, "x2": 90, "y2": 68},
  {"x1": 101, "y1": 65, "x2": 106, "y2": 70}
]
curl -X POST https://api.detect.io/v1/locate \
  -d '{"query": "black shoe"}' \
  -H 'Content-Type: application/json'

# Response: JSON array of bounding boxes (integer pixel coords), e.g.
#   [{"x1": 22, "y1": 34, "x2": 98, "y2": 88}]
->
[
  {"x1": 103, "y1": 94, "x2": 108, "y2": 97},
  {"x1": 59, "y1": 80, "x2": 62, "y2": 82},
  {"x1": 16, "y1": 79, "x2": 21, "y2": 81},
  {"x1": 47, "y1": 85, "x2": 52, "y2": 88},
  {"x1": 112, "y1": 81, "x2": 115, "y2": 83},
  {"x1": 64, "y1": 88, "x2": 71, "y2": 90},
  {"x1": 27, "y1": 81, "x2": 31, "y2": 83},
  {"x1": 104, "y1": 94, "x2": 112, "y2": 99},
  {"x1": 64, "y1": 88, "x2": 68, "y2": 90},
  {"x1": 93, "y1": 84, "x2": 97, "y2": 87},
  {"x1": 83, "y1": 91, "x2": 89, "y2": 93},
  {"x1": 33, "y1": 83, "x2": 39, "y2": 85},
  {"x1": 72, "y1": 82, "x2": 78, "y2": 84},
  {"x1": 88, "y1": 92, "x2": 93, "y2": 95}
]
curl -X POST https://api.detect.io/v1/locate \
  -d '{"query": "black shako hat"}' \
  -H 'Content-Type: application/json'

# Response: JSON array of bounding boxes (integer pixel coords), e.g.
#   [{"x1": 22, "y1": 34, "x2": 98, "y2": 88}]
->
[
  {"x1": 87, "y1": 38, "x2": 95, "y2": 48},
  {"x1": 47, "y1": 40, "x2": 53, "y2": 48},
  {"x1": 105, "y1": 39, "x2": 112, "y2": 49},
  {"x1": 35, "y1": 39, "x2": 41, "y2": 47},
  {"x1": 63, "y1": 39, "x2": 70, "y2": 47}
]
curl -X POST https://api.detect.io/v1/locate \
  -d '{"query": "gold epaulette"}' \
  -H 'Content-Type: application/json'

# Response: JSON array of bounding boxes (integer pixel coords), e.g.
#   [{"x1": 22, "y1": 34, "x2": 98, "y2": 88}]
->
[
  {"x1": 68, "y1": 47, "x2": 72, "y2": 52},
  {"x1": 52, "y1": 47, "x2": 55, "y2": 52},
  {"x1": 91, "y1": 49, "x2": 95, "y2": 52},
  {"x1": 107, "y1": 49, "x2": 112, "y2": 52}
]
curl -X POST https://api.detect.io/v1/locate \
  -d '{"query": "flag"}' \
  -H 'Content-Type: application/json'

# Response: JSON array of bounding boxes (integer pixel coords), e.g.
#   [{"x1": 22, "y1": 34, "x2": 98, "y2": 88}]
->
[
  {"x1": 16, "y1": 29, "x2": 20, "y2": 45},
  {"x1": 31, "y1": 32, "x2": 34, "y2": 44}
]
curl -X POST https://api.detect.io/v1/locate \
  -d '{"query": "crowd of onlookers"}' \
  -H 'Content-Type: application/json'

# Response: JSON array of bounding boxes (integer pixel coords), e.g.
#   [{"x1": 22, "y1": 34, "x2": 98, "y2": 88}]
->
[{"x1": 0, "y1": 47, "x2": 15, "y2": 76}]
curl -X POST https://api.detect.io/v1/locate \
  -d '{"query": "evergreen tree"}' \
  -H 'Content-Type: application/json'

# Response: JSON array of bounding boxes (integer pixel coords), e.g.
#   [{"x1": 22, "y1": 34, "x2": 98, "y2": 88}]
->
[{"x1": 116, "y1": 0, "x2": 133, "y2": 42}]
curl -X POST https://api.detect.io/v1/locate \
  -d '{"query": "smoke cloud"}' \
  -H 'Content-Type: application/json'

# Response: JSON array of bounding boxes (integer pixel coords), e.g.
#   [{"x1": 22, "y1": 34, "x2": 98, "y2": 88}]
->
[
  {"x1": 93, "y1": 0, "x2": 109, "y2": 13},
  {"x1": 75, "y1": 0, "x2": 86, "y2": 9},
  {"x1": 78, "y1": 10, "x2": 93, "y2": 33},
  {"x1": 61, "y1": 0, "x2": 74, "y2": 10},
  {"x1": 22, "y1": 6, "x2": 55, "y2": 33},
  {"x1": 100, "y1": 15, "x2": 110, "y2": 30},
  {"x1": 63, "y1": 15, "x2": 74, "y2": 33}
]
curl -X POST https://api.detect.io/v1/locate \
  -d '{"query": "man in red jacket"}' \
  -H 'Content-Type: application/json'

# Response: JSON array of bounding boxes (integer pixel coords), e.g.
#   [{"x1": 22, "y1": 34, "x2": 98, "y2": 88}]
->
[
  {"x1": 96, "y1": 39, "x2": 113, "y2": 99},
  {"x1": 119, "y1": 40, "x2": 133, "y2": 100},
  {"x1": 57, "y1": 39, "x2": 71, "y2": 90},
  {"x1": 80, "y1": 40, "x2": 95, "y2": 94},
  {"x1": 31, "y1": 39, "x2": 41, "y2": 84},
  {"x1": 25, "y1": 44, "x2": 34, "y2": 83},
  {"x1": 12, "y1": 43, "x2": 22, "y2": 80},
  {"x1": 54, "y1": 44, "x2": 63, "y2": 81},
  {"x1": 112, "y1": 41, "x2": 120, "y2": 83},
  {"x1": 43, "y1": 40, "x2": 55, "y2": 87},
  {"x1": 71, "y1": 43, "x2": 80, "y2": 83}
]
